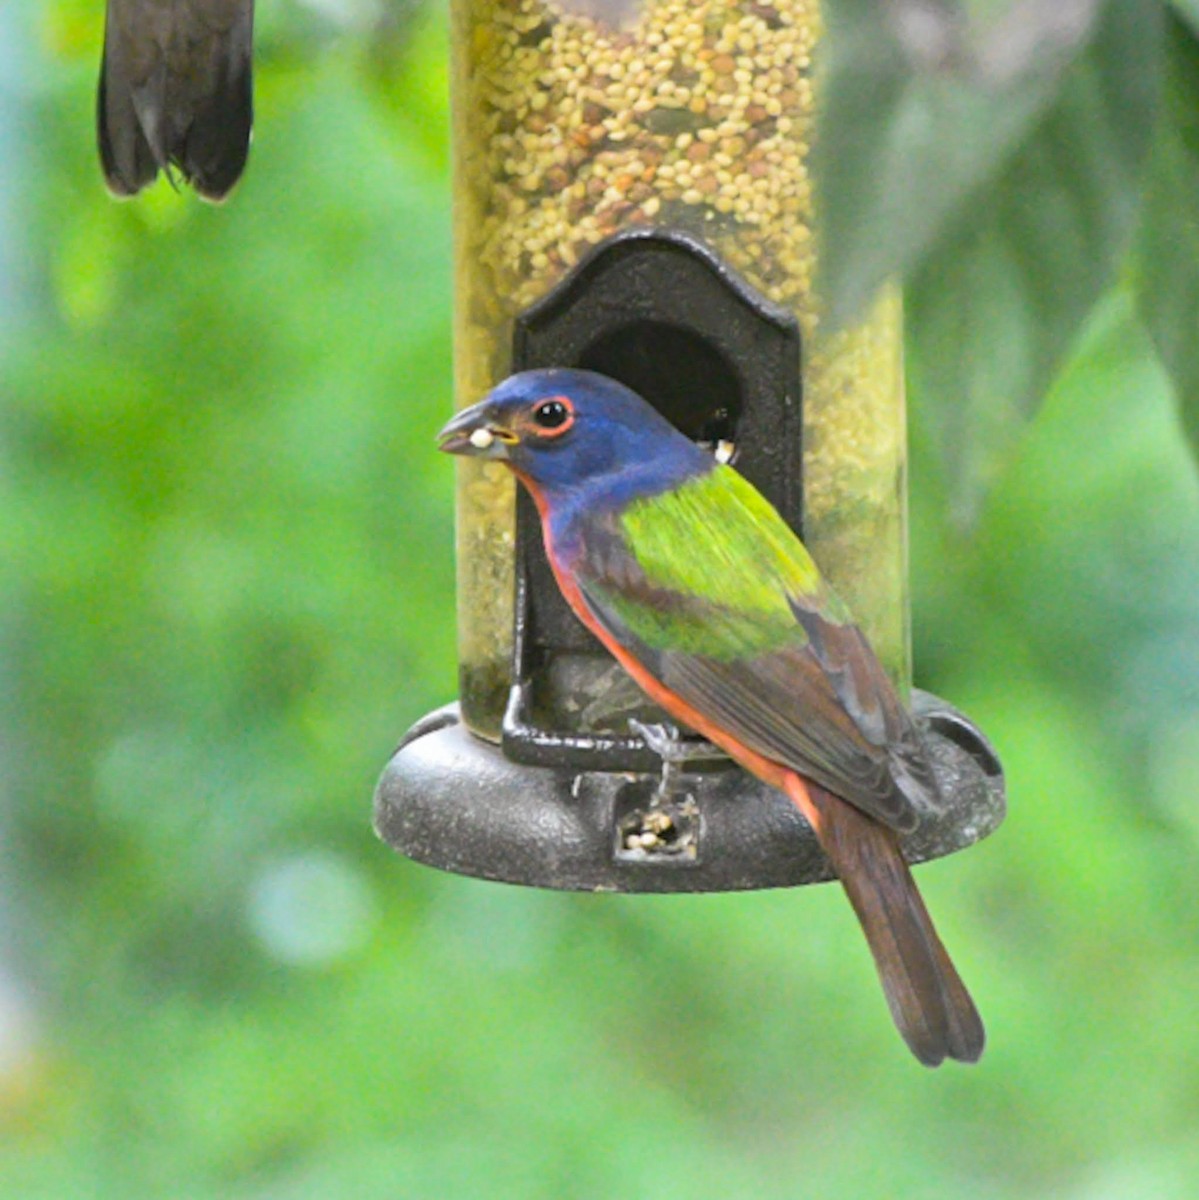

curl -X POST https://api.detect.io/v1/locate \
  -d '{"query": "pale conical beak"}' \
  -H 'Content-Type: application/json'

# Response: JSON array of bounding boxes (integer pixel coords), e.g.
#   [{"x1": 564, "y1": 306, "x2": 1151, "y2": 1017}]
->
[{"x1": 436, "y1": 402, "x2": 518, "y2": 459}]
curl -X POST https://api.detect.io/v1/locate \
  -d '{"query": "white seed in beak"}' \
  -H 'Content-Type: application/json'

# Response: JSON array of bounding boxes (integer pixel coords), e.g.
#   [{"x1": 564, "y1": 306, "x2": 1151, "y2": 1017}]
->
[
  {"x1": 714, "y1": 440, "x2": 735, "y2": 464},
  {"x1": 469, "y1": 427, "x2": 495, "y2": 450}
]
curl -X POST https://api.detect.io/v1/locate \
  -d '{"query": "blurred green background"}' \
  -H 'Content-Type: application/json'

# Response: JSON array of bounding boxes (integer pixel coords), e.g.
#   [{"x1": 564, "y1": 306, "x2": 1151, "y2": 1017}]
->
[{"x1": 2, "y1": 2, "x2": 1199, "y2": 1198}]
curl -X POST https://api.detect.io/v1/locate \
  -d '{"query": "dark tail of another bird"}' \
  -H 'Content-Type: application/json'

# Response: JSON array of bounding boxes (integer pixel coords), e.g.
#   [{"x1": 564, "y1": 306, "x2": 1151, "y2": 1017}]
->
[
  {"x1": 786, "y1": 776, "x2": 985, "y2": 1067},
  {"x1": 98, "y1": 0, "x2": 254, "y2": 201}
]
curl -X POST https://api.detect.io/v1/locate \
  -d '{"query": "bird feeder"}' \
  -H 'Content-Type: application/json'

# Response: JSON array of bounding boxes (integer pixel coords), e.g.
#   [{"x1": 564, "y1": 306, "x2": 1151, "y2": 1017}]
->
[{"x1": 374, "y1": 0, "x2": 1004, "y2": 891}]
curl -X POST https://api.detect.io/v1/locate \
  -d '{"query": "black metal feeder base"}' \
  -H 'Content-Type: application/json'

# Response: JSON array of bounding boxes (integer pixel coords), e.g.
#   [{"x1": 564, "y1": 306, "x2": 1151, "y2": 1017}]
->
[{"x1": 373, "y1": 691, "x2": 1004, "y2": 893}]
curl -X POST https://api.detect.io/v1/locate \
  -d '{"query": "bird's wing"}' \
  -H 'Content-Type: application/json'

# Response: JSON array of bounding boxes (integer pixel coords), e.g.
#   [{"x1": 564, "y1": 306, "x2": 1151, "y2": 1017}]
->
[{"x1": 575, "y1": 466, "x2": 935, "y2": 833}]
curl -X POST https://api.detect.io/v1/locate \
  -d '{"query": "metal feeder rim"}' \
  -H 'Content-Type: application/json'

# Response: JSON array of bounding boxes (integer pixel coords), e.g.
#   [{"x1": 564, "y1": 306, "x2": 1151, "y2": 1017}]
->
[{"x1": 373, "y1": 691, "x2": 1005, "y2": 895}]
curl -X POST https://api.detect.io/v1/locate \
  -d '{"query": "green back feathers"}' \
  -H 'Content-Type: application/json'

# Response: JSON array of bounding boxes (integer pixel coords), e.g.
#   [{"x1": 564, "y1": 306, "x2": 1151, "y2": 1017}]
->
[
  {"x1": 621, "y1": 467, "x2": 822, "y2": 598},
  {"x1": 591, "y1": 466, "x2": 849, "y2": 661}
]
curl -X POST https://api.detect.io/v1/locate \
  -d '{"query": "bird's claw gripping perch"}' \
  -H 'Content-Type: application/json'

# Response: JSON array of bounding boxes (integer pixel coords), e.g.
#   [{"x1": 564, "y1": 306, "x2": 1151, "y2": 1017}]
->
[
  {"x1": 628, "y1": 719, "x2": 725, "y2": 763},
  {"x1": 629, "y1": 719, "x2": 724, "y2": 803},
  {"x1": 628, "y1": 719, "x2": 682, "y2": 762}
]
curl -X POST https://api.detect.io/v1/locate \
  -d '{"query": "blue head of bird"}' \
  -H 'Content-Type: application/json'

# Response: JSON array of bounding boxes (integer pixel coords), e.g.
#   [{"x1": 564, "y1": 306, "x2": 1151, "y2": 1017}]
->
[{"x1": 437, "y1": 369, "x2": 710, "y2": 503}]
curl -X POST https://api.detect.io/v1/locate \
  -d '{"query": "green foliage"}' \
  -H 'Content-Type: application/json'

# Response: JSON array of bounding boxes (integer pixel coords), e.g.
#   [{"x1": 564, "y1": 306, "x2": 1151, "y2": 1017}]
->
[
  {"x1": 819, "y1": 0, "x2": 1199, "y2": 521},
  {"x1": 816, "y1": 0, "x2": 1101, "y2": 329},
  {"x1": 1134, "y1": 14, "x2": 1199, "y2": 458},
  {"x1": 0, "y1": 2, "x2": 1198, "y2": 1199},
  {"x1": 908, "y1": 1, "x2": 1163, "y2": 524},
  {"x1": 1172, "y1": 0, "x2": 1199, "y2": 35}
]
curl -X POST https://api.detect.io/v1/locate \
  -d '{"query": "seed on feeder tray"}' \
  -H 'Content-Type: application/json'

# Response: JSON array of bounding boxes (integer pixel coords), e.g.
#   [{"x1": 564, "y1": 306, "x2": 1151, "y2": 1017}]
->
[{"x1": 643, "y1": 809, "x2": 675, "y2": 835}]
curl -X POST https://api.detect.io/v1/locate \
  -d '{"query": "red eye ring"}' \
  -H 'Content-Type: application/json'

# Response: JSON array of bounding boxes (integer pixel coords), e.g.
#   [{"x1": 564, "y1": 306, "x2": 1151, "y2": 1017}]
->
[{"x1": 531, "y1": 395, "x2": 575, "y2": 438}]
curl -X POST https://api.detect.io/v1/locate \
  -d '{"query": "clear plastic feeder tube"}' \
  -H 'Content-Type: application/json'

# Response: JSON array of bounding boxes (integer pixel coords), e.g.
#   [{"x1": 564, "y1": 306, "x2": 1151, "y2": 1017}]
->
[{"x1": 451, "y1": 0, "x2": 909, "y2": 739}]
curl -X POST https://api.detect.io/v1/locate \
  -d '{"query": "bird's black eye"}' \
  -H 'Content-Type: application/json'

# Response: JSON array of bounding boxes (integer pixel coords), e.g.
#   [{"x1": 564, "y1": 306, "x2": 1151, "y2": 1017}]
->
[{"x1": 533, "y1": 399, "x2": 570, "y2": 429}]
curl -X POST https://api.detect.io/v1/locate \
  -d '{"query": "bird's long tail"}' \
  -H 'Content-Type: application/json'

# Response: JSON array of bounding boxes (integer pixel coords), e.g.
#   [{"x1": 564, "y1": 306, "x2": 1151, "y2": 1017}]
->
[{"x1": 784, "y1": 774, "x2": 985, "y2": 1066}]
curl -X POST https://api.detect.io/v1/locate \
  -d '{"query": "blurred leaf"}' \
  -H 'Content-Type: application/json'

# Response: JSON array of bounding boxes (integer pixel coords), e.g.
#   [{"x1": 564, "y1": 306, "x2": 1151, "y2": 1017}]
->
[
  {"x1": 816, "y1": 0, "x2": 1106, "y2": 327},
  {"x1": 1134, "y1": 15, "x2": 1199, "y2": 459},
  {"x1": 907, "y1": 0, "x2": 1164, "y2": 525},
  {"x1": 1171, "y1": 0, "x2": 1199, "y2": 36}
]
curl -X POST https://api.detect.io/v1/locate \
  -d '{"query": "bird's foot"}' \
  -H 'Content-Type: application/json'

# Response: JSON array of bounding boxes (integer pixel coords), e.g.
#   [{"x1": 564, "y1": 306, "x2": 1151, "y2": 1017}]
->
[
  {"x1": 629, "y1": 719, "x2": 724, "y2": 764},
  {"x1": 629, "y1": 719, "x2": 687, "y2": 763},
  {"x1": 629, "y1": 719, "x2": 724, "y2": 804}
]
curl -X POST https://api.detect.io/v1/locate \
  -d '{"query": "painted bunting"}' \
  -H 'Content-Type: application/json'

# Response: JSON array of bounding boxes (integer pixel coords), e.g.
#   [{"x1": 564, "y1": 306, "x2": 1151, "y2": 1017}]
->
[
  {"x1": 439, "y1": 368, "x2": 984, "y2": 1066},
  {"x1": 98, "y1": 0, "x2": 253, "y2": 199}
]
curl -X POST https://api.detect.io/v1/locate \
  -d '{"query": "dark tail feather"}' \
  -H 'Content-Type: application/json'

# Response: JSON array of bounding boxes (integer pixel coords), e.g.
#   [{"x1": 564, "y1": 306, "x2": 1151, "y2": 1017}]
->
[
  {"x1": 97, "y1": 36, "x2": 162, "y2": 197},
  {"x1": 787, "y1": 777, "x2": 985, "y2": 1066},
  {"x1": 97, "y1": 1, "x2": 253, "y2": 201},
  {"x1": 178, "y1": 28, "x2": 254, "y2": 202}
]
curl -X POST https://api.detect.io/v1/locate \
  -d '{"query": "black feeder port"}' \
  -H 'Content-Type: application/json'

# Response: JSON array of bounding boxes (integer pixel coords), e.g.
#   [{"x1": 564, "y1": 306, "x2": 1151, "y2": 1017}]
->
[{"x1": 374, "y1": 230, "x2": 1005, "y2": 893}]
